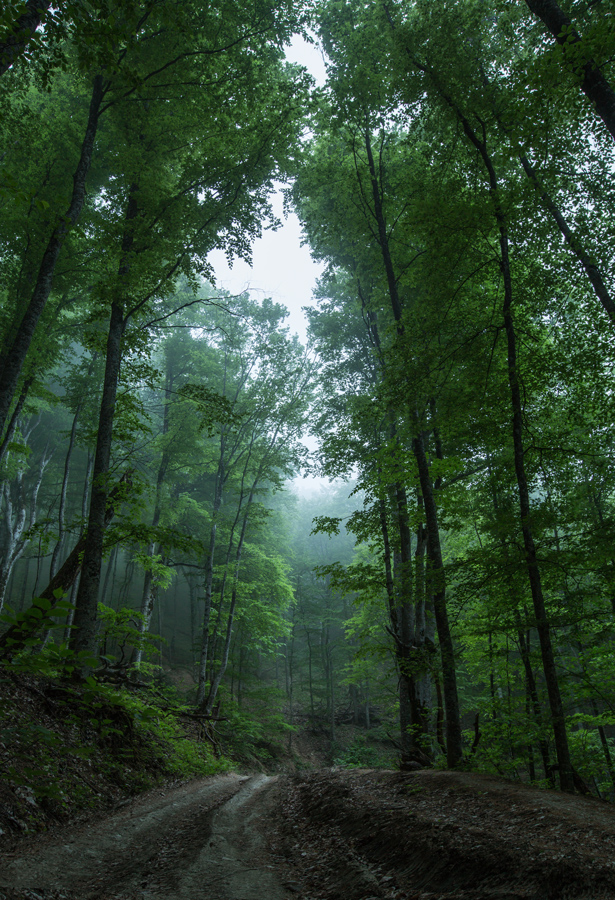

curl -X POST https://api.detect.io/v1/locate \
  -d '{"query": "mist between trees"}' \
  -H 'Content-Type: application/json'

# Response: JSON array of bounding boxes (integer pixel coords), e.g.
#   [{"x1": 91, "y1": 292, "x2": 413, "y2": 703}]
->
[{"x1": 2, "y1": 0, "x2": 615, "y2": 797}]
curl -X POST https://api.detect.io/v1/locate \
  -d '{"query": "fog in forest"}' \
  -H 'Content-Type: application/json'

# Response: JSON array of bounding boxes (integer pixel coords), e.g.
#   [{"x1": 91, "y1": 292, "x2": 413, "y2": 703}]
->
[{"x1": 2, "y1": 0, "x2": 615, "y2": 816}]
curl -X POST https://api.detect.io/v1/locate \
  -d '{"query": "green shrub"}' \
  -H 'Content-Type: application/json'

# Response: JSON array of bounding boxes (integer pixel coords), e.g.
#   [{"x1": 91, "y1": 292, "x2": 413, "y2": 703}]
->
[{"x1": 333, "y1": 737, "x2": 384, "y2": 768}]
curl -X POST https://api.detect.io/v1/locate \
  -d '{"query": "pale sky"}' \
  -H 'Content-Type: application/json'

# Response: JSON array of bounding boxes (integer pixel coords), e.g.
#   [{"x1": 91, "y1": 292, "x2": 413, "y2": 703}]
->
[
  {"x1": 207, "y1": 35, "x2": 327, "y2": 345},
  {"x1": 208, "y1": 36, "x2": 331, "y2": 496}
]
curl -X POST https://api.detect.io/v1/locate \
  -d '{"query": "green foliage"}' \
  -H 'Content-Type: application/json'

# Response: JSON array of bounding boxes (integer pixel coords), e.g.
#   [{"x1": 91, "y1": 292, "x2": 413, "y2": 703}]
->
[
  {"x1": 177, "y1": 384, "x2": 237, "y2": 434},
  {"x1": 96, "y1": 604, "x2": 162, "y2": 664},
  {"x1": 0, "y1": 671, "x2": 230, "y2": 822},
  {"x1": 333, "y1": 736, "x2": 387, "y2": 769}
]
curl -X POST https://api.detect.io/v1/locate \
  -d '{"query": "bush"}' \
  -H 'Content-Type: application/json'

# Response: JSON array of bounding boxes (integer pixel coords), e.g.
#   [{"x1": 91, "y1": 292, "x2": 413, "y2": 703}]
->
[{"x1": 333, "y1": 736, "x2": 384, "y2": 768}]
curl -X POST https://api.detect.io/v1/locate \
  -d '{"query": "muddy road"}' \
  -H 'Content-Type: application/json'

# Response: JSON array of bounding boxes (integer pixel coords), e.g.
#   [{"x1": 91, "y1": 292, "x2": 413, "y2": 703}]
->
[
  {"x1": 3, "y1": 768, "x2": 615, "y2": 900},
  {"x1": 0, "y1": 774, "x2": 292, "y2": 900}
]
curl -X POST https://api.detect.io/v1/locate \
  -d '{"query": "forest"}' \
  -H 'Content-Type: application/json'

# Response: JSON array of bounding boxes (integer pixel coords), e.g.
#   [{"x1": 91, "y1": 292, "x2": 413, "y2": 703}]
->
[{"x1": 1, "y1": 0, "x2": 615, "y2": 818}]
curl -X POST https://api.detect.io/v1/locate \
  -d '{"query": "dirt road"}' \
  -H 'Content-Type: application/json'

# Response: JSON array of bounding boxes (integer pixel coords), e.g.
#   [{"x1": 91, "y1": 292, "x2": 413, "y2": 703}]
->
[
  {"x1": 0, "y1": 773, "x2": 294, "y2": 900},
  {"x1": 3, "y1": 768, "x2": 615, "y2": 900}
]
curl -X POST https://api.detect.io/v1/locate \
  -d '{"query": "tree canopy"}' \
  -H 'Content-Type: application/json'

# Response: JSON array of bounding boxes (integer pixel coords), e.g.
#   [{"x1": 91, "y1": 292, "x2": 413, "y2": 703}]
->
[{"x1": 2, "y1": 0, "x2": 615, "y2": 799}]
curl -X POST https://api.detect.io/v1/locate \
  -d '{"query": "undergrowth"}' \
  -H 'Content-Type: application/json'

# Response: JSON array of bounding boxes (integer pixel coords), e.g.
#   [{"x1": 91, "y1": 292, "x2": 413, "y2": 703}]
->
[
  {"x1": 0, "y1": 600, "x2": 232, "y2": 839},
  {"x1": 332, "y1": 735, "x2": 391, "y2": 769}
]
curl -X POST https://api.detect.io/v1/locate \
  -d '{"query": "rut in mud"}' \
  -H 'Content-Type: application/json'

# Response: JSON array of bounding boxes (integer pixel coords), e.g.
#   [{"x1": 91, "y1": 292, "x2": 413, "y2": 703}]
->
[
  {"x1": 0, "y1": 774, "x2": 293, "y2": 900},
  {"x1": 2, "y1": 768, "x2": 615, "y2": 900}
]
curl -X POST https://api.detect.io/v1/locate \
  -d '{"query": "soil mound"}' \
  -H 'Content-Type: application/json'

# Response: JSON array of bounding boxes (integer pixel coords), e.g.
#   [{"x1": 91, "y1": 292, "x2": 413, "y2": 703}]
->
[{"x1": 274, "y1": 768, "x2": 615, "y2": 899}]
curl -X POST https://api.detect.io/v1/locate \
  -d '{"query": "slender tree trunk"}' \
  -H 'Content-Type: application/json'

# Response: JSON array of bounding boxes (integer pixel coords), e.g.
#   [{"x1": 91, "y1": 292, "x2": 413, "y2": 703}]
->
[
  {"x1": 486, "y1": 160, "x2": 575, "y2": 789},
  {"x1": 202, "y1": 578, "x2": 238, "y2": 715},
  {"x1": 0, "y1": 473, "x2": 128, "y2": 657},
  {"x1": 516, "y1": 616, "x2": 553, "y2": 783},
  {"x1": 50, "y1": 402, "x2": 82, "y2": 580},
  {"x1": 63, "y1": 450, "x2": 93, "y2": 642},
  {"x1": 329, "y1": 641, "x2": 335, "y2": 743},
  {"x1": 0, "y1": 447, "x2": 50, "y2": 610},
  {"x1": 18, "y1": 557, "x2": 30, "y2": 612},
  {"x1": 412, "y1": 431, "x2": 463, "y2": 766},
  {"x1": 0, "y1": 478, "x2": 27, "y2": 611},
  {"x1": 364, "y1": 127, "x2": 462, "y2": 766},
  {"x1": 133, "y1": 362, "x2": 172, "y2": 668},
  {"x1": 237, "y1": 635, "x2": 245, "y2": 708},
  {"x1": 189, "y1": 578, "x2": 198, "y2": 666},
  {"x1": 591, "y1": 698, "x2": 615, "y2": 790},
  {"x1": 391, "y1": 480, "x2": 423, "y2": 763},
  {"x1": 99, "y1": 546, "x2": 118, "y2": 607},
  {"x1": 286, "y1": 612, "x2": 296, "y2": 752},
  {"x1": 306, "y1": 624, "x2": 315, "y2": 722},
  {"x1": 526, "y1": 687, "x2": 537, "y2": 783},
  {"x1": 501, "y1": 228, "x2": 573, "y2": 791},
  {"x1": 435, "y1": 674, "x2": 446, "y2": 754},
  {"x1": 196, "y1": 422, "x2": 228, "y2": 705},
  {"x1": 0, "y1": 74, "x2": 104, "y2": 438},
  {"x1": 413, "y1": 517, "x2": 432, "y2": 743},
  {"x1": 428, "y1": 91, "x2": 576, "y2": 790},
  {"x1": 202, "y1": 493, "x2": 252, "y2": 714},
  {"x1": 196, "y1": 518, "x2": 218, "y2": 706},
  {"x1": 0, "y1": 375, "x2": 33, "y2": 466}
]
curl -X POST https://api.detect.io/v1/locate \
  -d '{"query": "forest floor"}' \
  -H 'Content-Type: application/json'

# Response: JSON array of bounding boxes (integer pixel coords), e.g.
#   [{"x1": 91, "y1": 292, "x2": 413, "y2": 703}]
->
[{"x1": 1, "y1": 767, "x2": 615, "y2": 899}]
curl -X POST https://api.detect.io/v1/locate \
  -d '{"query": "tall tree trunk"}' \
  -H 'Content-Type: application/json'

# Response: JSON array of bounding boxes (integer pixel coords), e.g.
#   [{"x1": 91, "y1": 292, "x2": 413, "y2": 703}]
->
[
  {"x1": 415, "y1": 68, "x2": 577, "y2": 787},
  {"x1": 413, "y1": 515, "x2": 432, "y2": 744},
  {"x1": 286, "y1": 610, "x2": 296, "y2": 751},
  {"x1": 202, "y1": 491, "x2": 252, "y2": 715},
  {"x1": 305, "y1": 623, "x2": 315, "y2": 722},
  {"x1": 364, "y1": 127, "x2": 462, "y2": 766},
  {"x1": 526, "y1": 687, "x2": 536, "y2": 783},
  {"x1": 132, "y1": 360, "x2": 172, "y2": 668},
  {"x1": 64, "y1": 450, "x2": 93, "y2": 642},
  {"x1": 189, "y1": 577, "x2": 198, "y2": 666},
  {"x1": 413, "y1": 430, "x2": 463, "y2": 766},
  {"x1": 0, "y1": 74, "x2": 104, "y2": 438},
  {"x1": 202, "y1": 553, "x2": 241, "y2": 714},
  {"x1": 451, "y1": 110, "x2": 575, "y2": 790},
  {"x1": 49, "y1": 402, "x2": 82, "y2": 580},
  {"x1": 501, "y1": 212, "x2": 573, "y2": 792},
  {"x1": 99, "y1": 546, "x2": 118, "y2": 607},
  {"x1": 516, "y1": 615, "x2": 553, "y2": 784},
  {"x1": 18, "y1": 557, "x2": 30, "y2": 612},
  {"x1": 0, "y1": 446, "x2": 50, "y2": 611},
  {"x1": 70, "y1": 184, "x2": 139, "y2": 663},
  {"x1": 196, "y1": 510, "x2": 220, "y2": 706},
  {"x1": 377, "y1": 489, "x2": 415, "y2": 760},
  {"x1": 523, "y1": 0, "x2": 615, "y2": 143},
  {"x1": 69, "y1": 302, "x2": 125, "y2": 660}
]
